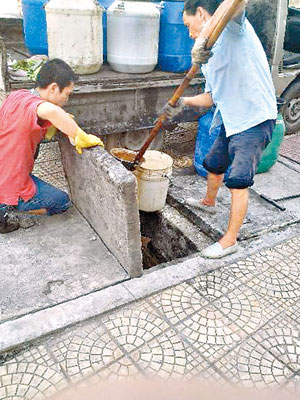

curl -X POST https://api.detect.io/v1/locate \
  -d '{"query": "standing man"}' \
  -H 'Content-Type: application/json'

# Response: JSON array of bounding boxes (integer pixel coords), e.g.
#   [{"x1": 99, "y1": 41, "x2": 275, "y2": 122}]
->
[
  {"x1": 164, "y1": 0, "x2": 277, "y2": 258},
  {"x1": 0, "y1": 58, "x2": 103, "y2": 233}
]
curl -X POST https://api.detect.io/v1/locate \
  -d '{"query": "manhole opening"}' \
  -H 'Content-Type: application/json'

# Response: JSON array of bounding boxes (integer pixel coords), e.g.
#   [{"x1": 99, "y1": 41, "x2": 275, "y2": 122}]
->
[{"x1": 140, "y1": 208, "x2": 209, "y2": 270}]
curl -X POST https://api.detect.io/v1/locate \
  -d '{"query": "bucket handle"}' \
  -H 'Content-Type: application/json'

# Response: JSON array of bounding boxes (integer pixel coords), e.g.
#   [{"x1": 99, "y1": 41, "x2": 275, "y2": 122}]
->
[{"x1": 162, "y1": 172, "x2": 173, "y2": 184}]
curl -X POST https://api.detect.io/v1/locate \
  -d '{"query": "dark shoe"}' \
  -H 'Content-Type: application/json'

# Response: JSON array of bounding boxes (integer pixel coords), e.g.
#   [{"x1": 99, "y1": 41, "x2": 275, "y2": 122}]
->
[{"x1": 0, "y1": 213, "x2": 20, "y2": 233}]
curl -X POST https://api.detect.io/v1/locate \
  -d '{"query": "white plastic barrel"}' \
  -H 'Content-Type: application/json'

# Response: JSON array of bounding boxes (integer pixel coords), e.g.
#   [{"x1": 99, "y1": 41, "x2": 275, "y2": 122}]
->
[
  {"x1": 133, "y1": 150, "x2": 173, "y2": 212},
  {"x1": 107, "y1": 1, "x2": 160, "y2": 73},
  {"x1": 45, "y1": 0, "x2": 103, "y2": 74}
]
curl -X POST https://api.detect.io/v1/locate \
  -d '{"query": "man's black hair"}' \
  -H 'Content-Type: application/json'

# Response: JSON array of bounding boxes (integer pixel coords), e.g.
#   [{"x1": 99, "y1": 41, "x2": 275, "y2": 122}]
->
[
  {"x1": 184, "y1": 0, "x2": 220, "y2": 15},
  {"x1": 35, "y1": 58, "x2": 78, "y2": 91}
]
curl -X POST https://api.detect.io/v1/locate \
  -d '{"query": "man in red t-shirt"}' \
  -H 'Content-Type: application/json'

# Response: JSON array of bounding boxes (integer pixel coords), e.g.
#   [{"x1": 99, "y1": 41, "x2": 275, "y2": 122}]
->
[{"x1": 0, "y1": 59, "x2": 103, "y2": 233}]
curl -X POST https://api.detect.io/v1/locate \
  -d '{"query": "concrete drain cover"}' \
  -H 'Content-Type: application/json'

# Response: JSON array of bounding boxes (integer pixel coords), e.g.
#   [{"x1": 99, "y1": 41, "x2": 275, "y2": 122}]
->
[{"x1": 167, "y1": 169, "x2": 300, "y2": 241}]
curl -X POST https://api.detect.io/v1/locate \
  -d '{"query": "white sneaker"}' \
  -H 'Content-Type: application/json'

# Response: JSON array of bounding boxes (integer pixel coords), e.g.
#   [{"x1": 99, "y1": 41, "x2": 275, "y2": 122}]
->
[
  {"x1": 201, "y1": 242, "x2": 239, "y2": 259},
  {"x1": 184, "y1": 197, "x2": 217, "y2": 214}
]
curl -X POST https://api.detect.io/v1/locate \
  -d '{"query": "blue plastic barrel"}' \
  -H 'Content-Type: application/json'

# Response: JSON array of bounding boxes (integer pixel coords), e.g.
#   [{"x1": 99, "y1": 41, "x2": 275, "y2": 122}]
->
[
  {"x1": 194, "y1": 111, "x2": 284, "y2": 179},
  {"x1": 22, "y1": 0, "x2": 48, "y2": 55},
  {"x1": 158, "y1": 1, "x2": 194, "y2": 72},
  {"x1": 194, "y1": 111, "x2": 221, "y2": 177},
  {"x1": 98, "y1": 0, "x2": 114, "y2": 62}
]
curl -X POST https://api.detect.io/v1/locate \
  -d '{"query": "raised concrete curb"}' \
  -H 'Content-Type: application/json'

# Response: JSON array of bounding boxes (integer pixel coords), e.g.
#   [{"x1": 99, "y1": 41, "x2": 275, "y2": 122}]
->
[
  {"x1": 59, "y1": 134, "x2": 143, "y2": 278},
  {"x1": 0, "y1": 283, "x2": 134, "y2": 353}
]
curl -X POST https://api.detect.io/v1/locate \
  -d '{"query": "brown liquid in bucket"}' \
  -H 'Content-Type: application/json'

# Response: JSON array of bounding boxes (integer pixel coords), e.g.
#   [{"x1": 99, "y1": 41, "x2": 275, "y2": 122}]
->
[
  {"x1": 111, "y1": 148, "x2": 137, "y2": 162},
  {"x1": 110, "y1": 148, "x2": 145, "y2": 169}
]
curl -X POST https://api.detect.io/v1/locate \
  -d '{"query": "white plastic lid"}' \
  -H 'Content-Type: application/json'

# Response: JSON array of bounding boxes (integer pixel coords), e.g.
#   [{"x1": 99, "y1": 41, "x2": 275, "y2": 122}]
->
[
  {"x1": 107, "y1": 1, "x2": 160, "y2": 18},
  {"x1": 139, "y1": 150, "x2": 173, "y2": 170},
  {"x1": 46, "y1": 0, "x2": 103, "y2": 14}
]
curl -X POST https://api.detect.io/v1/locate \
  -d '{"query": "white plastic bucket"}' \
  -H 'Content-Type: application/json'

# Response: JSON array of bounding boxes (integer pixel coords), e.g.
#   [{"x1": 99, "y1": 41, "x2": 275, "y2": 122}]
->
[{"x1": 133, "y1": 150, "x2": 173, "y2": 212}]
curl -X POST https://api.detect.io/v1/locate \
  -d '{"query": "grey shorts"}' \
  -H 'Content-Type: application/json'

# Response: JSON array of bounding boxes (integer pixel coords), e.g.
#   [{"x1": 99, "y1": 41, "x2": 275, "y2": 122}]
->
[{"x1": 203, "y1": 119, "x2": 276, "y2": 189}]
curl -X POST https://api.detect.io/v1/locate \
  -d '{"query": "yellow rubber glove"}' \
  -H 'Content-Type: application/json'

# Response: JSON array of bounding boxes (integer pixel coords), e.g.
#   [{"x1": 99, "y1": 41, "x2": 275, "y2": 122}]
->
[
  {"x1": 45, "y1": 125, "x2": 57, "y2": 141},
  {"x1": 45, "y1": 114, "x2": 74, "y2": 141},
  {"x1": 74, "y1": 127, "x2": 104, "y2": 155}
]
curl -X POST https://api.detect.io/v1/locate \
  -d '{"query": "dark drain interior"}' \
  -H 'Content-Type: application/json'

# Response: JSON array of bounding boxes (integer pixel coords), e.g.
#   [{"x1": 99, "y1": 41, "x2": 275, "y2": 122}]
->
[{"x1": 139, "y1": 206, "x2": 213, "y2": 269}]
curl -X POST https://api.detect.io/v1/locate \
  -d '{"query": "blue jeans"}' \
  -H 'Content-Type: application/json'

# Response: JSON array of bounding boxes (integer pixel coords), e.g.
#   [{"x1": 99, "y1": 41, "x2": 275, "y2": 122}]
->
[
  {"x1": 203, "y1": 119, "x2": 276, "y2": 189},
  {"x1": 0, "y1": 175, "x2": 71, "y2": 217}
]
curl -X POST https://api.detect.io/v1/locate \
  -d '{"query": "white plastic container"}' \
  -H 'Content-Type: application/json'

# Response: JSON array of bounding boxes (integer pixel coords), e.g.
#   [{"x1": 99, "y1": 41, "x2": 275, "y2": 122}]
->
[
  {"x1": 107, "y1": 1, "x2": 160, "y2": 73},
  {"x1": 45, "y1": 0, "x2": 103, "y2": 74},
  {"x1": 133, "y1": 150, "x2": 173, "y2": 212}
]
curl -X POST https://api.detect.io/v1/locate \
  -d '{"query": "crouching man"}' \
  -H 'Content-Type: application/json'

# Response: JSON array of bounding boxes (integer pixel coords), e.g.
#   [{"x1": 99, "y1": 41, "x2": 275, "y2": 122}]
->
[{"x1": 0, "y1": 58, "x2": 103, "y2": 233}]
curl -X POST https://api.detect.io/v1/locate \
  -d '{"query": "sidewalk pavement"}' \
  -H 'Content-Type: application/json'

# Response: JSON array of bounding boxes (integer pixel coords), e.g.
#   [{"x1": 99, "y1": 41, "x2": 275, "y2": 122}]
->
[
  {"x1": 0, "y1": 133, "x2": 299, "y2": 399},
  {"x1": 0, "y1": 235, "x2": 299, "y2": 399}
]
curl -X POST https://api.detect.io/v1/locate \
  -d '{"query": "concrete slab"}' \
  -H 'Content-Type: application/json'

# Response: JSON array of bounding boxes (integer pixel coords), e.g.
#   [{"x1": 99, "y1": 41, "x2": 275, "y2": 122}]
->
[
  {"x1": 0, "y1": 207, "x2": 128, "y2": 323},
  {"x1": 252, "y1": 159, "x2": 300, "y2": 217},
  {"x1": 253, "y1": 160, "x2": 300, "y2": 200},
  {"x1": 59, "y1": 134, "x2": 143, "y2": 278},
  {"x1": 167, "y1": 167, "x2": 300, "y2": 241},
  {"x1": 278, "y1": 156, "x2": 300, "y2": 174}
]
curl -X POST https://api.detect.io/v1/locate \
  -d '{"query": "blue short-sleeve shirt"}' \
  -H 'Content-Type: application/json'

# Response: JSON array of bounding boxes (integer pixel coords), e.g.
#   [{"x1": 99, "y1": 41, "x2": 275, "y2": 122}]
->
[{"x1": 201, "y1": 13, "x2": 277, "y2": 137}]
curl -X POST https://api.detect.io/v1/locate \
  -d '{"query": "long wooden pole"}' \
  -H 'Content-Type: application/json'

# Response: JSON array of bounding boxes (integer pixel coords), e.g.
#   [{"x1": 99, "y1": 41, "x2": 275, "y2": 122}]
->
[{"x1": 133, "y1": 0, "x2": 243, "y2": 166}]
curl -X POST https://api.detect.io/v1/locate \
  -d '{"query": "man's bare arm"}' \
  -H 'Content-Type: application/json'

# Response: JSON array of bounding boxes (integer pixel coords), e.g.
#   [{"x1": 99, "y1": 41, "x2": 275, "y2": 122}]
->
[
  {"x1": 37, "y1": 102, "x2": 78, "y2": 139},
  {"x1": 183, "y1": 92, "x2": 214, "y2": 108}
]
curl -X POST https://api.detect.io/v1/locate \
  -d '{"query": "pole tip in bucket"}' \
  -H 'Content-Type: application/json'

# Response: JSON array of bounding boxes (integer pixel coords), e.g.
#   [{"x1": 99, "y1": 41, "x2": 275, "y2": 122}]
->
[{"x1": 110, "y1": 148, "x2": 143, "y2": 170}]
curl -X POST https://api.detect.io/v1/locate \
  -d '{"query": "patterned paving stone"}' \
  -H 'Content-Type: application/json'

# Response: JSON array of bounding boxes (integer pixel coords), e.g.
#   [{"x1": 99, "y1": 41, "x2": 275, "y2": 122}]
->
[
  {"x1": 33, "y1": 142, "x2": 69, "y2": 193},
  {"x1": 5, "y1": 345, "x2": 57, "y2": 369},
  {"x1": 176, "y1": 301, "x2": 244, "y2": 363},
  {"x1": 223, "y1": 241, "x2": 300, "y2": 285},
  {"x1": 90, "y1": 356, "x2": 140, "y2": 382},
  {"x1": 251, "y1": 315, "x2": 300, "y2": 374},
  {"x1": 190, "y1": 268, "x2": 242, "y2": 302},
  {"x1": 129, "y1": 328, "x2": 211, "y2": 380},
  {"x1": 149, "y1": 283, "x2": 209, "y2": 325},
  {"x1": 210, "y1": 285, "x2": 288, "y2": 336},
  {"x1": 245, "y1": 269, "x2": 300, "y2": 300},
  {"x1": 101, "y1": 301, "x2": 170, "y2": 353},
  {"x1": 36, "y1": 142, "x2": 62, "y2": 163},
  {"x1": 174, "y1": 277, "x2": 294, "y2": 364},
  {"x1": 47, "y1": 321, "x2": 126, "y2": 382},
  {"x1": 0, "y1": 362, "x2": 67, "y2": 400},
  {"x1": 285, "y1": 301, "x2": 300, "y2": 326},
  {"x1": 219, "y1": 240, "x2": 300, "y2": 301},
  {"x1": 213, "y1": 337, "x2": 294, "y2": 389},
  {"x1": 32, "y1": 164, "x2": 68, "y2": 192}
]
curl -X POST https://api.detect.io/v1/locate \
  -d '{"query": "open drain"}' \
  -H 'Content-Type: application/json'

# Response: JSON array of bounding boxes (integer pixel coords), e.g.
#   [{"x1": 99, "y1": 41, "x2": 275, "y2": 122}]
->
[{"x1": 139, "y1": 206, "x2": 213, "y2": 269}]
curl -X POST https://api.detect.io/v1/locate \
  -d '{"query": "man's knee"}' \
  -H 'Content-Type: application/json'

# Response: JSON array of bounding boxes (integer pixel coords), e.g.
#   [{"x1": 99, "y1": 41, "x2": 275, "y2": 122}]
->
[
  {"x1": 225, "y1": 177, "x2": 253, "y2": 189},
  {"x1": 48, "y1": 191, "x2": 71, "y2": 215},
  {"x1": 203, "y1": 158, "x2": 227, "y2": 175},
  {"x1": 60, "y1": 192, "x2": 71, "y2": 212}
]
